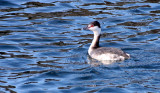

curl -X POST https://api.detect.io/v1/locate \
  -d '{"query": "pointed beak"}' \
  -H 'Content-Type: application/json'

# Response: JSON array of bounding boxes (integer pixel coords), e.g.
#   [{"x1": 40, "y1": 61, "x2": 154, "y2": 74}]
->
[{"x1": 83, "y1": 26, "x2": 88, "y2": 30}]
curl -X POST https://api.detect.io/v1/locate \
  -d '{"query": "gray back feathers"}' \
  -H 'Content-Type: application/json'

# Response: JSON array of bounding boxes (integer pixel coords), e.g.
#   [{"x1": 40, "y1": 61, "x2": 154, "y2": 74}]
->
[{"x1": 90, "y1": 47, "x2": 130, "y2": 59}]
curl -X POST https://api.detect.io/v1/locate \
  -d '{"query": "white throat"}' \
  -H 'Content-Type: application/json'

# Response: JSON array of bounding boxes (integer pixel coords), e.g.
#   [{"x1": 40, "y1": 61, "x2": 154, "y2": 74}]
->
[{"x1": 90, "y1": 26, "x2": 101, "y2": 36}]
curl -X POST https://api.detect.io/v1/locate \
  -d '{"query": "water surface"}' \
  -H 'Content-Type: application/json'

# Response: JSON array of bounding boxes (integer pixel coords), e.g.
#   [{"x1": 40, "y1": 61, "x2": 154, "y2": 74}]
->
[{"x1": 0, "y1": 0, "x2": 160, "y2": 93}]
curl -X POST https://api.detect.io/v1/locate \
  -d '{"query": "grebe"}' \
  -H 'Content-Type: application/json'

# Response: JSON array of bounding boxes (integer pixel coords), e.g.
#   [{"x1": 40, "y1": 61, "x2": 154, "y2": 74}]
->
[{"x1": 84, "y1": 21, "x2": 130, "y2": 61}]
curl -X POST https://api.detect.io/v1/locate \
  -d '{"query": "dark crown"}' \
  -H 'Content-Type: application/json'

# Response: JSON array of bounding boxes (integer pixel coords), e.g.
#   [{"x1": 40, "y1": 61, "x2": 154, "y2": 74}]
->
[{"x1": 90, "y1": 21, "x2": 101, "y2": 28}]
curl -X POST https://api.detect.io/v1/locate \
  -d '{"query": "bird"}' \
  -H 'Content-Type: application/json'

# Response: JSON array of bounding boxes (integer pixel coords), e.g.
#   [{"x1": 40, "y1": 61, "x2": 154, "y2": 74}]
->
[{"x1": 84, "y1": 21, "x2": 130, "y2": 61}]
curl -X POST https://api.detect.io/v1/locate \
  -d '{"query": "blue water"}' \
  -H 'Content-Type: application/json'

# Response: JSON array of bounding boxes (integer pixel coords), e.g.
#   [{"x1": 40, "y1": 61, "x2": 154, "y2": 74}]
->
[{"x1": 0, "y1": 0, "x2": 160, "y2": 93}]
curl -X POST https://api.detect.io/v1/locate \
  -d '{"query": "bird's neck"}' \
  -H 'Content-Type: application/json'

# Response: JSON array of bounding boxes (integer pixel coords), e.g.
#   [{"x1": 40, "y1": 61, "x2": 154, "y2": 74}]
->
[
  {"x1": 88, "y1": 28, "x2": 101, "y2": 54},
  {"x1": 89, "y1": 29, "x2": 101, "y2": 50},
  {"x1": 90, "y1": 34, "x2": 100, "y2": 48},
  {"x1": 88, "y1": 33, "x2": 100, "y2": 55},
  {"x1": 90, "y1": 28, "x2": 101, "y2": 47}
]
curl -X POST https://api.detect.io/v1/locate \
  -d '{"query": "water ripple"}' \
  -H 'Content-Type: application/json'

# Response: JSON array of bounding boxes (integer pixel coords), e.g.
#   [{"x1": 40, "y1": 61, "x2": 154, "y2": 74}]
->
[{"x1": 0, "y1": 0, "x2": 160, "y2": 93}]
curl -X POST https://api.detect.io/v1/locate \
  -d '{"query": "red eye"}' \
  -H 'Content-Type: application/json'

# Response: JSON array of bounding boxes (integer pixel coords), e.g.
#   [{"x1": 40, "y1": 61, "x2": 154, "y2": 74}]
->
[
  {"x1": 90, "y1": 25, "x2": 94, "y2": 27},
  {"x1": 89, "y1": 25, "x2": 94, "y2": 28}
]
